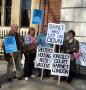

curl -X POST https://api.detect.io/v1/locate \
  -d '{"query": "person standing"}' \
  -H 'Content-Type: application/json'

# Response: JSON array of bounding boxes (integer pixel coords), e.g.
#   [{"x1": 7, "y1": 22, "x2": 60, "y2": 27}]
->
[
  {"x1": 24, "y1": 27, "x2": 37, "y2": 80},
  {"x1": 37, "y1": 25, "x2": 53, "y2": 77},
  {"x1": 3, "y1": 24, "x2": 23, "y2": 82},
  {"x1": 63, "y1": 30, "x2": 79, "y2": 83}
]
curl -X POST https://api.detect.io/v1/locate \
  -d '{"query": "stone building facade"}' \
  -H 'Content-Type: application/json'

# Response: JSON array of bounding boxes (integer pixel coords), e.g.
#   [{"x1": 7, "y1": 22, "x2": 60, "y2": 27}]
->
[
  {"x1": 0, "y1": 0, "x2": 86, "y2": 42},
  {"x1": 61, "y1": 0, "x2": 86, "y2": 42}
]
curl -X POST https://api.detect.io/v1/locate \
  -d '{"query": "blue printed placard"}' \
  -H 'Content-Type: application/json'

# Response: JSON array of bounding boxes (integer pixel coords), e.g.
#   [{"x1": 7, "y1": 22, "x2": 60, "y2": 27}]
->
[
  {"x1": 32, "y1": 9, "x2": 44, "y2": 25},
  {"x1": 4, "y1": 36, "x2": 17, "y2": 53}
]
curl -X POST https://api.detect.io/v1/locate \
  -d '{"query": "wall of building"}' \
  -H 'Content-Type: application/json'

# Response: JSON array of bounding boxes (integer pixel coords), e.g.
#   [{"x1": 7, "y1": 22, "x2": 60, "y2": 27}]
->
[
  {"x1": 1, "y1": 0, "x2": 86, "y2": 43},
  {"x1": 61, "y1": 0, "x2": 86, "y2": 42},
  {"x1": 0, "y1": 0, "x2": 62, "y2": 28},
  {"x1": 44, "y1": 0, "x2": 62, "y2": 25}
]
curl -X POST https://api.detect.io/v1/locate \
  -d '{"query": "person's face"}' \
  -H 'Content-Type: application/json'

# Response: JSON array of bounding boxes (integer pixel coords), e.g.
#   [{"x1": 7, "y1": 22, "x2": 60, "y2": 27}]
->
[
  {"x1": 42, "y1": 26, "x2": 47, "y2": 34},
  {"x1": 67, "y1": 32, "x2": 74, "y2": 40},
  {"x1": 29, "y1": 30, "x2": 35, "y2": 36},
  {"x1": 11, "y1": 24, "x2": 18, "y2": 33}
]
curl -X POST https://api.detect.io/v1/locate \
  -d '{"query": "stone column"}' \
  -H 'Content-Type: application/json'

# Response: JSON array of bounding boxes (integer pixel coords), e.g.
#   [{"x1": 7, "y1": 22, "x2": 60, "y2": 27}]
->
[
  {"x1": 1, "y1": 0, "x2": 5, "y2": 26},
  {"x1": 11, "y1": 0, "x2": 21, "y2": 27}
]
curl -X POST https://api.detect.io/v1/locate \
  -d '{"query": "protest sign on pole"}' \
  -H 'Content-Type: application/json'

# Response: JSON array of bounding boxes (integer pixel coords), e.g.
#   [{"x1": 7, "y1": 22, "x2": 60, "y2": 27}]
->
[
  {"x1": 51, "y1": 53, "x2": 70, "y2": 77},
  {"x1": 46, "y1": 23, "x2": 65, "y2": 85},
  {"x1": 46, "y1": 23, "x2": 65, "y2": 45},
  {"x1": 4, "y1": 36, "x2": 17, "y2": 53},
  {"x1": 32, "y1": 9, "x2": 44, "y2": 25},
  {"x1": 35, "y1": 46, "x2": 53, "y2": 80},
  {"x1": 35, "y1": 46, "x2": 53, "y2": 70},
  {"x1": 4, "y1": 36, "x2": 17, "y2": 71}
]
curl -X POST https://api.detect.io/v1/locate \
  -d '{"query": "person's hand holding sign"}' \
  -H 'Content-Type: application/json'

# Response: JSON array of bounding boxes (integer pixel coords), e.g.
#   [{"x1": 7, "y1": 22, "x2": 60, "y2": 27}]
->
[{"x1": 10, "y1": 53, "x2": 13, "y2": 56}]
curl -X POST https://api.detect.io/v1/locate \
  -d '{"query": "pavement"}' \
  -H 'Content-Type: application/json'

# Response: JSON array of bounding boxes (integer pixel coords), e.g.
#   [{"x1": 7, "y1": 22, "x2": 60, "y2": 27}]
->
[{"x1": 0, "y1": 61, "x2": 86, "y2": 90}]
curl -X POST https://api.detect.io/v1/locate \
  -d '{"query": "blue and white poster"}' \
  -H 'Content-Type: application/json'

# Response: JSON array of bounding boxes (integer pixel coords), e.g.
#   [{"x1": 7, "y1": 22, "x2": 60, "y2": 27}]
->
[
  {"x1": 4, "y1": 36, "x2": 17, "y2": 53},
  {"x1": 32, "y1": 9, "x2": 44, "y2": 25}
]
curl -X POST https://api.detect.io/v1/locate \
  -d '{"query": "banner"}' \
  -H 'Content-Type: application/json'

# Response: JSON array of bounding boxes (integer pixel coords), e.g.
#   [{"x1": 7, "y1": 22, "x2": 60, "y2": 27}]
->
[
  {"x1": 77, "y1": 42, "x2": 86, "y2": 66},
  {"x1": 46, "y1": 23, "x2": 65, "y2": 45},
  {"x1": 4, "y1": 36, "x2": 17, "y2": 53},
  {"x1": 35, "y1": 46, "x2": 53, "y2": 70},
  {"x1": 51, "y1": 53, "x2": 70, "y2": 77},
  {"x1": 32, "y1": 9, "x2": 44, "y2": 25}
]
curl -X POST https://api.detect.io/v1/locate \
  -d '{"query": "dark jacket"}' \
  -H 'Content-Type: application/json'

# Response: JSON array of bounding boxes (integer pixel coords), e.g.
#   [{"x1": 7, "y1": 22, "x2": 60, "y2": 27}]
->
[
  {"x1": 63, "y1": 39, "x2": 79, "y2": 71},
  {"x1": 63, "y1": 39, "x2": 79, "y2": 54}
]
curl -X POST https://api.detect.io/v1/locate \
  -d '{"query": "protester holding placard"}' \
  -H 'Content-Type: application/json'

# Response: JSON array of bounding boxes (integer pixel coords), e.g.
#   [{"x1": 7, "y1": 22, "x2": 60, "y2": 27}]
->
[
  {"x1": 37, "y1": 25, "x2": 52, "y2": 48},
  {"x1": 63, "y1": 30, "x2": 79, "y2": 83},
  {"x1": 37, "y1": 25, "x2": 53, "y2": 77},
  {"x1": 3, "y1": 24, "x2": 23, "y2": 82},
  {"x1": 23, "y1": 27, "x2": 37, "y2": 80}
]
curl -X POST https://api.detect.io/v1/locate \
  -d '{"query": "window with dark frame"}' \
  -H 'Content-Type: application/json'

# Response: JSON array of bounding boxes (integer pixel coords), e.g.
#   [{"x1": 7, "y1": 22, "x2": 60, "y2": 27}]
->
[
  {"x1": 0, "y1": 0, "x2": 2, "y2": 26},
  {"x1": 5, "y1": 0, "x2": 12, "y2": 26},
  {"x1": 21, "y1": 0, "x2": 31, "y2": 27}
]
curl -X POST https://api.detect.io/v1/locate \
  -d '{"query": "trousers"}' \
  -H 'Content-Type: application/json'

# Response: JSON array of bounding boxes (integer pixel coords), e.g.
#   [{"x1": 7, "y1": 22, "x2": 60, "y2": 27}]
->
[{"x1": 7, "y1": 51, "x2": 23, "y2": 78}]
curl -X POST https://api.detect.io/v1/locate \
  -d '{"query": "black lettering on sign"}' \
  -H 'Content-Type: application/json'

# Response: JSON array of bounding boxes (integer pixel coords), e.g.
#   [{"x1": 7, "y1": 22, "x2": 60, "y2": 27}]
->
[
  {"x1": 52, "y1": 63, "x2": 69, "y2": 69},
  {"x1": 49, "y1": 24, "x2": 64, "y2": 30},
  {"x1": 38, "y1": 47, "x2": 53, "y2": 53},
  {"x1": 47, "y1": 38, "x2": 63, "y2": 44},
  {"x1": 38, "y1": 47, "x2": 43, "y2": 52},
  {"x1": 53, "y1": 54, "x2": 69, "y2": 59},
  {"x1": 47, "y1": 33, "x2": 55, "y2": 38},
  {"x1": 62, "y1": 60, "x2": 68, "y2": 64},
  {"x1": 54, "y1": 59, "x2": 60, "y2": 63},
  {"x1": 38, "y1": 53, "x2": 45, "y2": 57},
  {"x1": 35, "y1": 62, "x2": 50, "y2": 68},
  {"x1": 52, "y1": 68, "x2": 68, "y2": 74},
  {"x1": 38, "y1": 53, "x2": 51, "y2": 58},
  {"x1": 47, "y1": 38, "x2": 55, "y2": 43},
  {"x1": 52, "y1": 29, "x2": 59, "y2": 34},
  {"x1": 39, "y1": 58, "x2": 48, "y2": 63},
  {"x1": 58, "y1": 35, "x2": 62, "y2": 38}
]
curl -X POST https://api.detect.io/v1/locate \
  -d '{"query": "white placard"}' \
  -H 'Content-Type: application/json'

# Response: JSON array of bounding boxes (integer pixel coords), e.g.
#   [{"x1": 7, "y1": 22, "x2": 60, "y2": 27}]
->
[
  {"x1": 51, "y1": 53, "x2": 70, "y2": 77},
  {"x1": 46, "y1": 23, "x2": 65, "y2": 45},
  {"x1": 35, "y1": 46, "x2": 53, "y2": 70}
]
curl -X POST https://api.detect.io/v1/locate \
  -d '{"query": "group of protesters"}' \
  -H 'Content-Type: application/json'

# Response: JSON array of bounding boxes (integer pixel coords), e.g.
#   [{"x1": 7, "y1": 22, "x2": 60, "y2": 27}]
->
[{"x1": 1, "y1": 23, "x2": 79, "y2": 88}]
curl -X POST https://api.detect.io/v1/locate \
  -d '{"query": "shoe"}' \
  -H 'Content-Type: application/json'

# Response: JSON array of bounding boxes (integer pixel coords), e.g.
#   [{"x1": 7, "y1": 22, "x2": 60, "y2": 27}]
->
[
  {"x1": 31, "y1": 75, "x2": 36, "y2": 78},
  {"x1": 67, "y1": 78, "x2": 72, "y2": 83},
  {"x1": 43, "y1": 74, "x2": 50, "y2": 77},
  {"x1": 7, "y1": 78, "x2": 13, "y2": 82},
  {"x1": 61, "y1": 77, "x2": 66, "y2": 81},
  {"x1": 13, "y1": 76, "x2": 16, "y2": 79},
  {"x1": 37, "y1": 73, "x2": 41, "y2": 77},
  {"x1": 67, "y1": 79, "x2": 72, "y2": 83},
  {"x1": 24, "y1": 77, "x2": 28, "y2": 80},
  {"x1": 53, "y1": 76, "x2": 58, "y2": 80},
  {"x1": 0, "y1": 85, "x2": 1, "y2": 88},
  {"x1": 17, "y1": 77, "x2": 23, "y2": 80}
]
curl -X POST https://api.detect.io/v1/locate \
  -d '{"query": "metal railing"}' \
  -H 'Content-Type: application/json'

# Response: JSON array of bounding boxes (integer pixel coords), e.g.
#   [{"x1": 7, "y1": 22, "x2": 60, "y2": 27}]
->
[
  {"x1": 0, "y1": 27, "x2": 28, "y2": 54},
  {"x1": 0, "y1": 27, "x2": 86, "y2": 76}
]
